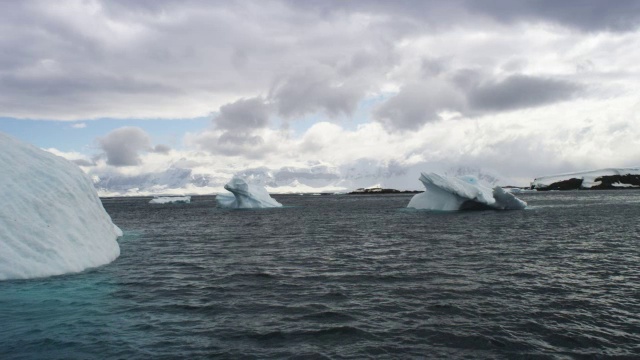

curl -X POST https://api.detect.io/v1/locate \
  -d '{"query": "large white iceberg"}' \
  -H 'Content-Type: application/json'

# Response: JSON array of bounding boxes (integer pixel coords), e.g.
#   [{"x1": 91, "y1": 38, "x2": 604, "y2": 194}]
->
[
  {"x1": 407, "y1": 173, "x2": 527, "y2": 211},
  {"x1": 149, "y1": 196, "x2": 191, "y2": 204},
  {"x1": 216, "y1": 177, "x2": 282, "y2": 209},
  {"x1": 0, "y1": 133, "x2": 122, "y2": 280}
]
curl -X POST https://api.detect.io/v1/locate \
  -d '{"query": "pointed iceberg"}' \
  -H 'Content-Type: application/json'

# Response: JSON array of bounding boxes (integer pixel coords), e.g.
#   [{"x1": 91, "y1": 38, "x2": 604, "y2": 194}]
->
[
  {"x1": 0, "y1": 133, "x2": 122, "y2": 280},
  {"x1": 216, "y1": 177, "x2": 283, "y2": 209},
  {"x1": 407, "y1": 173, "x2": 527, "y2": 211}
]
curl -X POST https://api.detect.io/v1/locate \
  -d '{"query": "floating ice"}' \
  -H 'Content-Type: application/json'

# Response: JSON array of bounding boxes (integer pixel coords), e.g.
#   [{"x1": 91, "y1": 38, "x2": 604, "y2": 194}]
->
[
  {"x1": 0, "y1": 133, "x2": 122, "y2": 280},
  {"x1": 216, "y1": 177, "x2": 282, "y2": 209},
  {"x1": 407, "y1": 173, "x2": 527, "y2": 211},
  {"x1": 149, "y1": 196, "x2": 191, "y2": 204}
]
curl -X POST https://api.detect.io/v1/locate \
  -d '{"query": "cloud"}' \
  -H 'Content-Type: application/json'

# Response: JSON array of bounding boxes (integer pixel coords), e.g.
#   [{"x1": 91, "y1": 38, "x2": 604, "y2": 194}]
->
[
  {"x1": 374, "y1": 81, "x2": 465, "y2": 130},
  {"x1": 270, "y1": 65, "x2": 368, "y2": 119},
  {"x1": 152, "y1": 144, "x2": 171, "y2": 154},
  {"x1": 72, "y1": 158, "x2": 95, "y2": 167},
  {"x1": 464, "y1": 0, "x2": 640, "y2": 32},
  {"x1": 373, "y1": 73, "x2": 583, "y2": 130},
  {"x1": 71, "y1": 122, "x2": 86, "y2": 129},
  {"x1": 98, "y1": 127, "x2": 151, "y2": 166},
  {"x1": 185, "y1": 128, "x2": 279, "y2": 159},
  {"x1": 467, "y1": 75, "x2": 581, "y2": 112},
  {"x1": 289, "y1": 0, "x2": 640, "y2": 32},
  {"x1": 214, "y1": 97, "x2": 270, "y2": 131},
  {"x1": 1, "y1": 0, "x2": 637, "y2": 122}
]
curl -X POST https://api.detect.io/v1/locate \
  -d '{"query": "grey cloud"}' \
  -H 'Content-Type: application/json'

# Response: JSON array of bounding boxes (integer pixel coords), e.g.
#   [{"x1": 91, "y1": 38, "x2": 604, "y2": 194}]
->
[
  {"x1": 189, "y1": 130, "x2": 272, "y2": 159},
  {"x1": 270, "y1": 66, "x2": 366, "y2": 119},
  {"x1": 465, "y1": 0, "x2": 640, "y2": 32},
  {"x1": 214, "y1": 97, "x2": 270, "y2": 131},
  {"x1": 374, "y1": 73, "x2": 581, "y2": 130},
  {"x1": 98, "y1": 127, "x2": 151, "y2": 166},
  {"x1": 152, "y1": 144, "x2": 172, "y2": 154},
  {"x1": 467, "y1": 75, "x2": 581, "y2": 112},
  {"x1": 289, "y1": 0, "x2": 640, "y2": 32},
  {"x1": 0, "y1": 0, "x2": 632, "y2": 122},
  {"x1": 374, "y1": 81, "x2": 465, "y2": 131},
  {"x1": 72, "y1": 159, "x2": 95, "y2": 167}
]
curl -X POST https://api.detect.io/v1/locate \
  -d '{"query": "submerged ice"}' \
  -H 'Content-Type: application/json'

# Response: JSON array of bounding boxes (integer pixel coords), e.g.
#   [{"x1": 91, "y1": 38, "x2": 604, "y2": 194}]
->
[
  {"x1": 408, "y1": 173, "x2": 527, "y2": 211},
  {"x1": 216, "y1": 177, "x2": 282, "y2": 209},
  {"x1": 0, "y1": 133, "x2": 122, "y2": 280}
]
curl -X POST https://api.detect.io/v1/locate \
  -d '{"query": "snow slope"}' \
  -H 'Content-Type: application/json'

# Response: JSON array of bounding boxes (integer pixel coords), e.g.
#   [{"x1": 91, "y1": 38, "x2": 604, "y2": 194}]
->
[
  {"x1": 216, "y1": 177, "x2": 283, "y2": 209},
  {"x1": 531, "y1": 168, "x2": 640, "y2": 189},
  {"x1": 149, "y1": 196, "x2": 191, "y2": 204},
  {"x1": 0, "y1": 133, "x2": 122, "y2": 280},
  {"x1": 408, "y1": 173, "x2": 527, "y2": 211}
]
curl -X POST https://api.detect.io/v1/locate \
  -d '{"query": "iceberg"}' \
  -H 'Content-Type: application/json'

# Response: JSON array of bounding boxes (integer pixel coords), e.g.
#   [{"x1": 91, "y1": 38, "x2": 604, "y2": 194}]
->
[
  {"x1": 0, "y1": 133, "x2": 122, "y2": 280},
  {"x1": 407, "y1": 173, "x2": 527, "y2": 211},
  {"x1": 149, "y1": 196, "x2": 191, "y2": 204},
  {"x1": 216, "y1": 177, "x2": 282, "y2": 209}
]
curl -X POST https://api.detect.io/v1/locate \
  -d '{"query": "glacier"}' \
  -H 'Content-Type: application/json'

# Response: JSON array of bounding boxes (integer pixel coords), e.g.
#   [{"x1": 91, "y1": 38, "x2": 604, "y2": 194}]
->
[
  {"x1": 149, "y1": 196, "x2": 191, "y2": 204},
  {"x1": 0, "y1": 133, "x2": 122, "y2": 280},
  {"x1": 216, "y1": 177, "x2": 283, "y2": 209},
  {"x1": 407, "y1": 173, "x2": 527, "y2": 211}
]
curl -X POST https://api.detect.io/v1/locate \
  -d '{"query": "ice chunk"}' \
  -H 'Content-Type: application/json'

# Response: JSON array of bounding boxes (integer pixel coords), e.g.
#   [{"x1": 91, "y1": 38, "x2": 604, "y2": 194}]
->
[
  {"x1": 216, "y1": 177, "x2": 282, "y2": 209},
  {"x1": 0, "y1": 133, "x2": 122, "y2": 280},
  {"x1": 149, "y1": 196, "x2": 191, "y2": 204},
  {"x1": 408, "y1": 173, "x2": 526, "y2": 211}
]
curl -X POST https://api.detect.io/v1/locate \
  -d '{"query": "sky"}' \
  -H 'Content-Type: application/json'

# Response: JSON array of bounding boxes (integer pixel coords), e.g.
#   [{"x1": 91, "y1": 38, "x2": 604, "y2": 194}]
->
[{"x1": 2, "y1": 0, "x2": 640, "y2": 186}]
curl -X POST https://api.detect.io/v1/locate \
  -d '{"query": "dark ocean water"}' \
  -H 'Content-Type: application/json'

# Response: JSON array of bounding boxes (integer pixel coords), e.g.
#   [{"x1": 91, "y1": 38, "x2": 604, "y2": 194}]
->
[{"x1": 1, "y1": 191, "x2": 640, "y2": 359}]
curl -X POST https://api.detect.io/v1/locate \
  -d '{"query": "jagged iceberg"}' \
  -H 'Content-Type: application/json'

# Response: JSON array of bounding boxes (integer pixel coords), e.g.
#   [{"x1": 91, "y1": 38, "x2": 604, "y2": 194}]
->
[
  {"x1": 0, "y1": 133, "x2": 122, "y2": 280},
  {"x1": 149, "y1": 196, "x2": 191, "y2": 204},
  {"x1": 216, "y1": 177, "x2": 282, "y2": 209},
  {"x1": 407, "y1": 173, "x2": 527, "y2": 211}
]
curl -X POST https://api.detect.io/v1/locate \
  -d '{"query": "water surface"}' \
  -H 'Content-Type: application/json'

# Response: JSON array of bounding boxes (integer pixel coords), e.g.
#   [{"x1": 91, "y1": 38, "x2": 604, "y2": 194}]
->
[{"x1": 1, "y1": 191, "x2": 639, "y2": 358}]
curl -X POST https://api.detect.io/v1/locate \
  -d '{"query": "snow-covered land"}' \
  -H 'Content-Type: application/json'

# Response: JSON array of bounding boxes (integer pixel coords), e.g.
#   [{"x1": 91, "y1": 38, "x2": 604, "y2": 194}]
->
[
  {"x1": 0, "y1": 133, "x2": 122, "y2": 280},
  {"x1": 149, "y1": 196, "x2": 191, "y2": 204},
  {"x1": 408, "y1": 173, "x2": 527, "y2": 211},
  {"x1": 531, "y1": 168, "x2": 640, "y2": 190},
  {"x1": 216, "y1": 177, "x2": 283, "y2": 209}
]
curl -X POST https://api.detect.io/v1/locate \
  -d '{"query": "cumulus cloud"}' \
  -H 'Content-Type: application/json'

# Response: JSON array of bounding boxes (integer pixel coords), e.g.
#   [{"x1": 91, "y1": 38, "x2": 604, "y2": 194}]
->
[{"x1": 98, "y1": 127, "x2": 151, "y2": 166}]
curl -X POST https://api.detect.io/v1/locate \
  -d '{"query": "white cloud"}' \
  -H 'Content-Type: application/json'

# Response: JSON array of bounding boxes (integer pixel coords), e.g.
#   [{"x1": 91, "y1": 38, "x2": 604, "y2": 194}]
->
[{"x1": 5, "y1": 1, "x2": 640, "y2": 187}]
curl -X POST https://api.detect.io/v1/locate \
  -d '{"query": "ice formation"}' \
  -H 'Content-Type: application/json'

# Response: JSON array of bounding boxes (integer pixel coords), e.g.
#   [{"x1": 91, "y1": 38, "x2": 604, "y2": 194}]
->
[
  {"x1": 149, "y1": 196, "x2": 191, "y2": 204},
  {"x1": 407, "y1": 173, "x2": 527, "y2": 211},
  {"x1": 0, "y1": 133, "x2": 122, "y2": 280},
  {"x1": 216, "y1": 177, "x2": 282, "y2": 209}
]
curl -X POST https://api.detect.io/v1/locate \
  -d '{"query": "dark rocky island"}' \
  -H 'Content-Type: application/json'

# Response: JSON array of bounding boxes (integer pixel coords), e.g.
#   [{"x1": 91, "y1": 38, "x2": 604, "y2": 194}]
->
[{"x1": 531, "y1": 169, "x2": 640, "y2": 191}]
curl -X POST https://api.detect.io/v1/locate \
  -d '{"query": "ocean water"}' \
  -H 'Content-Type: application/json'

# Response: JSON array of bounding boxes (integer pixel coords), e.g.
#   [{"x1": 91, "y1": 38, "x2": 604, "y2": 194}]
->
[{"x1": 1, "y1": 191, "x2": 640, "y2": 359}]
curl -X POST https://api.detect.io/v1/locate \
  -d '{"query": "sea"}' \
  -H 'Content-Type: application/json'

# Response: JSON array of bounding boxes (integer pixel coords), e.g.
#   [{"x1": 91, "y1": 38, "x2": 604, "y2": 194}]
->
[{"x1": 1, "y1": 191, "x2": 639, "y2": 359}]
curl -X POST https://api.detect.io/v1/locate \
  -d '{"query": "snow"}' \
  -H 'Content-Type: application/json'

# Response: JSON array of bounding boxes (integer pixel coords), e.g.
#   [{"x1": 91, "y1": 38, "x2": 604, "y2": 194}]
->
[
  {"x1": 408, "y1": 173, "x2": 527, "y2": 211},
  {"x1": 611, "y1": 182, "x2": 639, "y2": 188},
  {"x1": 216, "y1": 177, "x2": 283, "y2": 209},
  {"x1": 0, "y1": 133, "x2": 122, "y2": 280},
  {"x1": 532, "y1": 168, "x2": 640, "y2": 189},
  {"x1": 149, "y1": 196, "x2": 191, "y2": 204}
]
